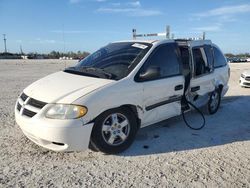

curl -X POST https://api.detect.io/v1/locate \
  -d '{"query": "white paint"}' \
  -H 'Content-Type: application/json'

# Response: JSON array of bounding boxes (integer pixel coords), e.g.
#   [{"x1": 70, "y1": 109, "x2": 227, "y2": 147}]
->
[{"x1": 15, "y1": 39, "x2": 230, "y2": 152}]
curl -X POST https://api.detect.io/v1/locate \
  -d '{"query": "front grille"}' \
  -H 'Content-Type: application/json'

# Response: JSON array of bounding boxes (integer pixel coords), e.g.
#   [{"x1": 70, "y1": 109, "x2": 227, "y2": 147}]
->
[
  {"x1": 17, "y1": 103, "x2": 22, "y2": 111},
  {"x1": 16, "y1": 92, "x2": 47, "y2": 118},
  {"x1": 28, "y1": 98, "x2": 47, "y2": 109},
  {"x1": 245, "y1": 77, "x2": 250, "y2": 81},
  {"x1": 243, "y1": 82, "x2": 250, "y2": 86},
  {"x1": 20, "y1": 93, "x2": 28, "y2": 101},
  {"x1": 23, "y1": 108, "x2": 37, "y2": 118}
]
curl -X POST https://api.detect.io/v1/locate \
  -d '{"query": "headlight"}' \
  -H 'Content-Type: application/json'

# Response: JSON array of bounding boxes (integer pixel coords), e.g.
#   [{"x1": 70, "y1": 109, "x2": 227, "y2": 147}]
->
[
  {"x1": 241, "y1": 74, "x2": 245, "y2": 78},
  {"x1": 45, "y1": 104, "x2": 87, "y2": 119}
]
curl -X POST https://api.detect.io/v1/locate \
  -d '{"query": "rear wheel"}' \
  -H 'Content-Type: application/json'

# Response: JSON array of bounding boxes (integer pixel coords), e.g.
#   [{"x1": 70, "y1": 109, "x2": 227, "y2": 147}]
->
[
  {"x1": 90, "y1": 108, "x2": 138, "y2": 154},
  {"x1": 206, "y1": 89, "x2": 221, "y2": 114}
]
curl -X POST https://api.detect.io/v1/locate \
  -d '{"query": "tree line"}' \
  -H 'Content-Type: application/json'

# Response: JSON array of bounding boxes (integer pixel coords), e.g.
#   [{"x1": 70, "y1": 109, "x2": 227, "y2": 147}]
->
[{"x1": 0, "y1": 51, "x2": 90, "y2": 60}]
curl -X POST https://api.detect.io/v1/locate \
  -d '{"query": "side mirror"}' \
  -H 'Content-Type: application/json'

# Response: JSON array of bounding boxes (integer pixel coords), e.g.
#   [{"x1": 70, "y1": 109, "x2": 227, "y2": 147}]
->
[{"x1": 138, "y1": 66, "x2": 161, "y2": 81}]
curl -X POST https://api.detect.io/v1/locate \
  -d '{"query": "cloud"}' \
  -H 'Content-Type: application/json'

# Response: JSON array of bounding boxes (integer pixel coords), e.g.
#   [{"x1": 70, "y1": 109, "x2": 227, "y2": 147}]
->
[
  {"x1": 194, "y1": 4, "x2": 250, "y2": 17},
  {"x1": 127, "y1": 1, "x2": 141, "y2": 8},
  {"x1": 51, "y1": 30, "x2": 129, "y2": 35},
  {"x1": 30, "y1": 38, "x2": 56, "y2": 44},
  {"x1": 97, "y1": 7, "x2": 162, "y2": 16},
  {"x1": 97, "y1": 1, "x2": 162, "y2": 17},
  {"x1": 192, "y1": 25, "x2": 221, "y2": 32}
]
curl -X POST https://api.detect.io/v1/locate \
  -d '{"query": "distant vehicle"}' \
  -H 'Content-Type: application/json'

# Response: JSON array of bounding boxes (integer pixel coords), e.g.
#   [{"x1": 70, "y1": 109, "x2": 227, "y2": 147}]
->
[
  {"x1": 15, "y1": 38, "x2": 229, "y2": 154},
  {"x1": 240, "y1": 70, "x2": 250, "y2": 87},
  {"x1": 228, "y1": 57, "x2": 247, "y2": 63}
]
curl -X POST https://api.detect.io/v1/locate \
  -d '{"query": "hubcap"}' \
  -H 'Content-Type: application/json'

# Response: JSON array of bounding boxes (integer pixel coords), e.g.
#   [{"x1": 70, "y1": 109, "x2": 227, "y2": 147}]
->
[
  {"x1": 210, "y1": 91, "x2": 219, "y2": 111},
  {"x1": 101, "y1": 113, "x2": 130, "y2": 146}
]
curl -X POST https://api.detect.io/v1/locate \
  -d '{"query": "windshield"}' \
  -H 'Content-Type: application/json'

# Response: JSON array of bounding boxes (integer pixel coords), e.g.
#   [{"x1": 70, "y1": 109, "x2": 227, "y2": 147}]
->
[{"x1": 64, "y1": 42, "x2": 152, "y2": 80}]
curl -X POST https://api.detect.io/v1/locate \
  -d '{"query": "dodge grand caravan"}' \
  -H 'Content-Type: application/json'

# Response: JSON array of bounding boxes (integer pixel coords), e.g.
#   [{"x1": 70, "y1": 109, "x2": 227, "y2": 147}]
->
[{"x1": 15, "y1": 39, "x2": 229, "y2": 154}]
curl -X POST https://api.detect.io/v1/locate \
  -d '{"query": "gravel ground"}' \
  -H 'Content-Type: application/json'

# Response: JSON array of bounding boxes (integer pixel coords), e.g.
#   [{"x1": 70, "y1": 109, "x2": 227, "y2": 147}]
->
[{"x1": 0, "y1": 60, "x2": 249, "y2": 188}]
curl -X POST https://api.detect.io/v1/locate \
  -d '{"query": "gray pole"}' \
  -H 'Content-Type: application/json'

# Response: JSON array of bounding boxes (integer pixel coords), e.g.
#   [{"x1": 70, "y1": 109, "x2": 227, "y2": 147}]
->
[
  {"x1": 166, "y1": 25, "x2": 170, "y2": 39},
  {"x1": 202, "y1": 32, "x2": 206, "y2": 40},
  {"x1": 3, "y1": 34, "x2": 7, "y2": 53},
  {"x1": 132, "y1": 29, "x2": 136, "y2": 40}
]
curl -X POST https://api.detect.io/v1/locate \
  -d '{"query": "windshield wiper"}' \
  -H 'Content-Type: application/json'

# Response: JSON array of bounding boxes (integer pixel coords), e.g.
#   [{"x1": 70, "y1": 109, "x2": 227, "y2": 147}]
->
[
  {"x1": 64, "y1": 67, "x2": 116, "y2": 80},
  {"x1": 64, "y1": 67, "x2": 101, "y2": 78},
  {"x1": 80, "y1": 67, "x2": 116, "y2": 79}
]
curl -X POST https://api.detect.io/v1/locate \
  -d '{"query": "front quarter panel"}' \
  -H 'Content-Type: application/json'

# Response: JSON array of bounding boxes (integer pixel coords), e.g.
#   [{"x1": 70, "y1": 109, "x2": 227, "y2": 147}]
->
[{"x1": 74, "y1": 79, "x2": 144, "y2": 124}]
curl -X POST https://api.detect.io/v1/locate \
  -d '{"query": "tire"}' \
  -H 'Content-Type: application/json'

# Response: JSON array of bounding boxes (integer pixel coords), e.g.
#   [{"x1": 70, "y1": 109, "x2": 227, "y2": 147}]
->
[
  {"x1": 88, "y1": 140, "x2": 99, "y2": 152},
  {"x1": 206, "y1": 89, "x2": 221, "y2": 114},
  {"x1": 90, "y1": 107, "x2": 138, "y2": 154}
]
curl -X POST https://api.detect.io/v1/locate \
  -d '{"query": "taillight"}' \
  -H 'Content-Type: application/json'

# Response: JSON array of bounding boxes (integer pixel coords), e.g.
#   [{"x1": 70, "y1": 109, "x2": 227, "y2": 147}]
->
[{"x1": 228, "y1": 67, "x2": 230, "y2": 78}]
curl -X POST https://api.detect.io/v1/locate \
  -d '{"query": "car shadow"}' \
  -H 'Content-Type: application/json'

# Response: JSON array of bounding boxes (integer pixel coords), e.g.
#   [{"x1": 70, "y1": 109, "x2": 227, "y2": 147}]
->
[{"x1": 120, "y1": 95, "x2": 250, "y2": 156}]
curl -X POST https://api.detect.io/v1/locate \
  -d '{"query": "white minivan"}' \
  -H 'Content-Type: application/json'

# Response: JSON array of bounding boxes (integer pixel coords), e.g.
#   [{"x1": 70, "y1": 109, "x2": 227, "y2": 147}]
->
[{"x1": 15, "y1": 39, "x2": 229, "y2": 154}]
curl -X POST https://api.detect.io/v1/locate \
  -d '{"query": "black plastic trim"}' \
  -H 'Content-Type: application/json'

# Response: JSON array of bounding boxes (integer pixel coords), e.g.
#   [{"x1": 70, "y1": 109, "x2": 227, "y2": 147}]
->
[
  {"x1": 20, "y1": 93, "x2": 28, "y2": 101},
  {"x1": 28, "y1": 98, "x2": 47, "y2": 109},
  {"x1": 191, "y1": 86, "x2": 200, "y2": 92},
  {"x1": 23, "y1": 108, "x2": 37, "y2": 118},
  {"x1": 145, "y1": 96, "x2": 182, "y2": 111}
]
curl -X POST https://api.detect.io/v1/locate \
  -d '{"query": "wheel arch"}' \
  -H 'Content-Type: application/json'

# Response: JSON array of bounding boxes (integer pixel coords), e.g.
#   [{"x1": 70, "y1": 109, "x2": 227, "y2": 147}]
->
[{"x1": 91, "y1": 104, "x2": 142, "y2": 129}]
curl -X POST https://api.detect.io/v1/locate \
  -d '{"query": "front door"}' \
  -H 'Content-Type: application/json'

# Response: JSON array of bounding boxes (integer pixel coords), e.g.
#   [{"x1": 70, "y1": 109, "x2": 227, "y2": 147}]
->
[{"x1": 135, "y1": 42, "x2": 185, "y2": 127}]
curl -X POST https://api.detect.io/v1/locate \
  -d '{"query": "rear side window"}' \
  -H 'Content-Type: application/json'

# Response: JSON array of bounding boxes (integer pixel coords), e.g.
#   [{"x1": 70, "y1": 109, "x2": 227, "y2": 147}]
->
[
  {"x1": 213, "y1": 46, "x2": 227, "y2": 68},
  {"x1": 139, "y1": 43, "x2": 181, "y2": 80},
  {"x1": 204, "y1": 45, "x2": 214, "y2": 71},
  {"x1": 192, "y1": 47, "x2": 210, "y2": 76}
]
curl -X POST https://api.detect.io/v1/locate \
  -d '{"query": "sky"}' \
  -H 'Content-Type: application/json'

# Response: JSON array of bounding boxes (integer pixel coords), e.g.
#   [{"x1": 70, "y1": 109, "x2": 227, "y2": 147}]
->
[{"x1": 0, "y1": 0, "x2": 250, "y2": 54}]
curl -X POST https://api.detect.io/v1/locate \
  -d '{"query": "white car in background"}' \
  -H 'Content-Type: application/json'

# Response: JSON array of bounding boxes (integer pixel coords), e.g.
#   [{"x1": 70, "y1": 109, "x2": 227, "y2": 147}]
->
[
  {"x1": 240, "y1": 70, "x2": 250, "y2": 87},
  {"x1": 15, "y1": 39, "x2": 229, "y2": 154}
]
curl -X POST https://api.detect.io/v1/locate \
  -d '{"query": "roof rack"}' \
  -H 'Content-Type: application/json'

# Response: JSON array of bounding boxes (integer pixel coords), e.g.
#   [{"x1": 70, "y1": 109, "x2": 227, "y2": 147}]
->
[{"x1": 132, "y1": 25, "x2": 206, "y2": 41}]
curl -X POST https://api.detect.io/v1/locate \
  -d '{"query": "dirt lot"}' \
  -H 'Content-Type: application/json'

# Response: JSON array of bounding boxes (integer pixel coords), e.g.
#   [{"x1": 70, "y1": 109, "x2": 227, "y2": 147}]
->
[{"x1": 0, "y1": 60, "x2": 249, "y2": 187}]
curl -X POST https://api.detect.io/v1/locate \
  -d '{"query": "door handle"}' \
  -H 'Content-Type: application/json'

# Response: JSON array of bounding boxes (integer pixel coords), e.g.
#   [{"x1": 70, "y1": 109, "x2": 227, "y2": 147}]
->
[
  {"x1": 175, "y1": 84, "x2": 183, "y2": 91},
  {"x1": 191, "y1": 86, "x2": 200, "y2": 92}
]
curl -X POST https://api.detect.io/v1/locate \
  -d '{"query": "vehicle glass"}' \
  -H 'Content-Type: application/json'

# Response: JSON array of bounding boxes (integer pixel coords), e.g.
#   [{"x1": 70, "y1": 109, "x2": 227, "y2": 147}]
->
[
  {"x1": 213, "y1": 46, "x2": 227, "y2": 68},
  {"x1": 192, "y1": 47, "x2": 210, "y2": 76},
  {"x1": 204, "y1": 45, "x2": 214, "y2": 72},
  {"x1": 65, "y1": 42, "x2": 151, "y2": 80},
  {"x1": 179, "y1": 46, "x2": 190, "y2": 76},
  {"x1": 139, "y1": 43, "x2": 181, "y2": 80}
]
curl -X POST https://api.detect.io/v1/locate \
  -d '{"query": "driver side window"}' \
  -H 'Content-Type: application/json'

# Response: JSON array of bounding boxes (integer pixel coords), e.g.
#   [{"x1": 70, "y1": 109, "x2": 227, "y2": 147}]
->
[{"x1": 139, "y1": 43, "x2": 181, "y2": 81}]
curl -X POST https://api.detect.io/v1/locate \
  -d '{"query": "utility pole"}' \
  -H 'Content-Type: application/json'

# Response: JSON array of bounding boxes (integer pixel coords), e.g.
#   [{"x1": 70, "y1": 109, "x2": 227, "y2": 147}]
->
[
  {"x1": 3, "y1": 34, "x2": 7, "y2": 53},
  {"x1": 20, "y1": 45, "x2": 23, "y2": 54},
  {"x1": 132, "y1": 29, "x2": 136, "y2": 40}
]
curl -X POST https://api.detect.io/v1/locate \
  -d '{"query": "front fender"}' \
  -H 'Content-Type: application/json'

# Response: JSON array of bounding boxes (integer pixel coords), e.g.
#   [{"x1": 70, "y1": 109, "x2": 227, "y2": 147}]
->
[{"x1": 75, "y1": 80, "x2": 144, "y2": 125}]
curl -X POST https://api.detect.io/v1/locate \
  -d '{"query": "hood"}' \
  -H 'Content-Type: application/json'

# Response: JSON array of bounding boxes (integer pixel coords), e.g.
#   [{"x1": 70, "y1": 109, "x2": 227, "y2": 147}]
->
[
  {"x1": 24, "y1": 71, "x2": 114, "y2": 103},
  {"x1": 243, "y1": 69, "x2": 250, "y2": 76}
]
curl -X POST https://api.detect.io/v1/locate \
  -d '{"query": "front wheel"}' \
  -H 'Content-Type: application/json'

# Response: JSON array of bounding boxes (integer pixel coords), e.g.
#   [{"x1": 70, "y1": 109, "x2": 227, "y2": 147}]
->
[
  {"x1": 90, "y1": 108, "x2": 138, "y2": 154},
  {"x1": 206, "y1": 89, "x2": 221, "y2": 114}
]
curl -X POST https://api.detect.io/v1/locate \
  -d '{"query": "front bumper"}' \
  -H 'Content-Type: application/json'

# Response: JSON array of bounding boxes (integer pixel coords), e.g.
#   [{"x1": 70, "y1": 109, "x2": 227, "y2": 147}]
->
[
  {"x1": 239, "y1": 77, "x2": 250, "y2": 87},
  {"x1": 15, "y1": 108, "x2": 94, "y2": 152}
]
